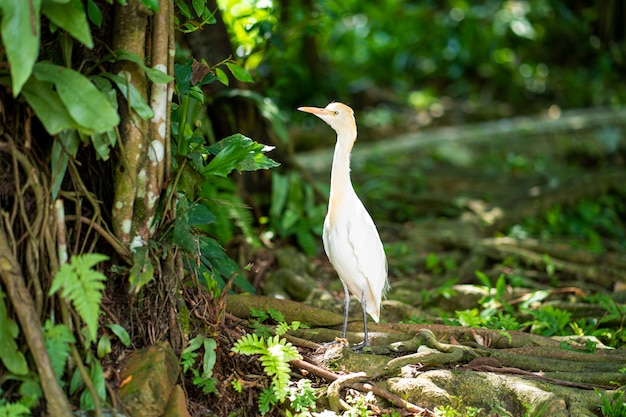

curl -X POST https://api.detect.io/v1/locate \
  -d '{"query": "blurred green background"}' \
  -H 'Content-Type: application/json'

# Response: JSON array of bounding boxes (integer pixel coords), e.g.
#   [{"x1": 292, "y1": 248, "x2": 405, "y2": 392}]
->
[{"x1": 217, "y1": 0, "x2": 624, "y2": 130}]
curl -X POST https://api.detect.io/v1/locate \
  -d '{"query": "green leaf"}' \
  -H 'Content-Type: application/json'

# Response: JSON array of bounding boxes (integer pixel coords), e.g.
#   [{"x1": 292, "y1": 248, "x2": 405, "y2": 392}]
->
[
  {"x1": 202, "y1": 338, "x2": 217, "y2": 377},
  {"x1": 21, "y1": 77, "x2": 79, "y2": 135},
  {"x1": 0, "y1": 0, "x2": 41, "y2": 96},
  {"x1": 49, "y1": 254, "x2": 109, "y2": 343},
  {"x1": 129, "y1": 245, "x2": 154, "y2": 293},
  {"x1": 107, "y1": 49, "x2": 173, "y2": 84},
  {"x1": 102, "y1": 72, "x2": 154, "y2": 120},
  {"x1": 225, "y1": 62, "x2": 254, "y2": 83},
  {"x1": 204, "y1": 134, "x2": 280, "y2": 177},
  {"x1": 474, "y1": 270, "x2": 492, "y2": 288},
  {"x1": 215, "y1": 68, "x2": 229, "y2": 86},
  {"x1": 188, "y1": 203, "x2": 217, "y2": 226},
  {"x1": 79, "y1": 358, "x2": 106, "y2": 410},
  {"x1": 43, "y1": 321, "x2": 75, "y2": 379},
  {"x1": 86, "y1": 0, "x2": 103, "y2": 27},
  {"x1": 33, "y1": 62, "x2": 119, "y2": 133},
  {"x1": 106, "y1": 323, "x2": 131, "y2": 347},
  {"x1": 141, "y1": 0, "x2": 158, "y2": 12},
  {"x1": 41, "y1": 0, "x2": 93, "y2": 48},
  {"x1": 91, "y1": 129, "x2": 117, "y2": 160},
  {"x1": 191, "y1": 0, "x2": 205, "y2": 16},
  {"x1": 0, "y1": 288, "x2": 29, "y2": 375},
  {"x1": 50, "y1": 130, "x2": 80, "y2": 200},
  {"x1": 97, "y1": 333, "x2": 111, "y2": 358}
]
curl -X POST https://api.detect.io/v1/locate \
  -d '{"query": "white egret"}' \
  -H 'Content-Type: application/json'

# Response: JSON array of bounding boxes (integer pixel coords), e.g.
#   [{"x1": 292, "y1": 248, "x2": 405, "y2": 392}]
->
[{"x1": 298, "y1": 102, "x2": 388, "y2": 347}]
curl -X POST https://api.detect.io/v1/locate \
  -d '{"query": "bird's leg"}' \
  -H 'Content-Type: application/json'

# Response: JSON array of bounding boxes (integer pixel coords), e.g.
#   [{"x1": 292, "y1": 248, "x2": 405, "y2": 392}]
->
[
  {"x1": 361, "y1": 290, "x2": 369, "y2": 347},
  {"x1": 341, "y1": 280, "x2": 351, "y2": 340}
]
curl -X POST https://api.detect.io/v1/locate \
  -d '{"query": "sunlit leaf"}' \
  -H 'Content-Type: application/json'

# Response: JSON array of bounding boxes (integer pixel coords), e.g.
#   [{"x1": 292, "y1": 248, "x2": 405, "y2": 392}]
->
[
  {"x1": 0, "y1": 0, "x2": 41, "y2": 96},
  {"x1": 225, "y1": 62, "x2": 254, "y2": 83},
  {"x1": 204, "y1": 134, "x2": 279, "y2": 177},
  {"x1": 215, "y1": 67, "x2": 229, "y2": 86}
]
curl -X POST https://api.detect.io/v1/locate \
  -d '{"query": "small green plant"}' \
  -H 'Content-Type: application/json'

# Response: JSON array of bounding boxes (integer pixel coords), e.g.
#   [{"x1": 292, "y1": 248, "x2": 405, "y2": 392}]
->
[
  {"x1": 231, "y1": 308, "x2": 308, "y2": 415},
  {"x1": 268, "y1": 171, "x2": 326, "y2": 255},
  {"x1": 181, "y1": 334, "x2": 218, "y2": 395},
  {"x1": 596, "y1": 389, "x2": 626, "y2": 417},
  {"x1": 525, "y1": 305, "x2": 572, "y2": 337},
  {"x1": 434, "y1": 404, "x2": 461, "y2": 417},
  {"x1": 344, "y1": 390, "x2": 375, "y2": 417}
]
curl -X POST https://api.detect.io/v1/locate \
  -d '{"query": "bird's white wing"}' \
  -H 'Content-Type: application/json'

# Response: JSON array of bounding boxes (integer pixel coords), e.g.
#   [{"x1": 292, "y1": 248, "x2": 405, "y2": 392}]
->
[{"x1": 323, "y1": 194, "x2": 388, "y2": 322}]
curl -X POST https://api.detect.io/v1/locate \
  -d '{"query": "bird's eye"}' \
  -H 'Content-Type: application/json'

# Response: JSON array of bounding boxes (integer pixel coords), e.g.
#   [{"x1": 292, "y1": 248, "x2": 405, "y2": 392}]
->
[{"x1": 333, "y1": 111, "x2": 339, "y2": 115}]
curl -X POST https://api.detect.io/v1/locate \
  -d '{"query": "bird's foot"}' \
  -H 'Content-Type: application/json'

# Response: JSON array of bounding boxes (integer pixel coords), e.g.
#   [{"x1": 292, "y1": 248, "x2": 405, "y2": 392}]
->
[
  {"x1": 320, "y1": 337, "x2": 349, "y2": 348},
  {"x1": 350, "y1": 340, "x2": 373, "y2": 353}
]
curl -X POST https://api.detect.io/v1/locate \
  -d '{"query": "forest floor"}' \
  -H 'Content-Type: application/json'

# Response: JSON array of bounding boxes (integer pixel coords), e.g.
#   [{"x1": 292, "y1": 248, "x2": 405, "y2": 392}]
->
[{"x1": 182, "y1": 107, "x2": 626, "y2": 416}]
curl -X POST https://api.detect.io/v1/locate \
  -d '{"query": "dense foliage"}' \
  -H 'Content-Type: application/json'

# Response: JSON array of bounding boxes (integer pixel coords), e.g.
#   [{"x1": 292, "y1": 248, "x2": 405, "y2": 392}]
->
[{"x1": 221, "y1": 0, "x2": 624, "y2": 121}]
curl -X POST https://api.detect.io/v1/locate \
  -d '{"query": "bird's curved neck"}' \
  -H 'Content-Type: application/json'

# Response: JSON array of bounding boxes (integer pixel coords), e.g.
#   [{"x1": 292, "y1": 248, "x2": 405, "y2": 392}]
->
[{"x1": 328, "y1": 131, "x2": 356, "y2": 224}]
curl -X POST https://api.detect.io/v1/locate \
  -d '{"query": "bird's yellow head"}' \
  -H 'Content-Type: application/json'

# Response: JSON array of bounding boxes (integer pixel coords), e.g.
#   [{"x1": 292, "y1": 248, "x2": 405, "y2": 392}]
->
[{"x1": 298, "y1": 102, "x2": 357, "y2": 141}]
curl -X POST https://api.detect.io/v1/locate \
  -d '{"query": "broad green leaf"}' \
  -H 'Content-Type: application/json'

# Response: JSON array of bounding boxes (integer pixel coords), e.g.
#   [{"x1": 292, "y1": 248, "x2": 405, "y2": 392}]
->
[
  {"x1": 49, "y1": 254, "x2": 109, "y2": 342},
  {"x1": 202, "y1": 338, "x2": 217, "y2": 377},
  {"x1": 33, "y1": 62, "x2": 119, "y2": 133},
  {"x1": 0, "y1": 288, "x2": 29, "y2": 375},
  {"x1": 107, "y1": 49, "x2": 173, "y2": 84},
  {"x1": 215, "y1": 67, "x2": 228, "y2": 86},
  {"x1": 188, "y1": 203, "x2": 217, "y2": 226},
  {"x1": 50, "y1": 130, "x2": 80, "y2": 200},
  {"x1": 41, "y1": 0, "x2": 93, "y2": 48},
  {"x1": 0, "y1": 0, "x2": 41, "y2": 96},
  {"x1": 102, "y1": 72, "x2": 154, "y2": 120},
  {"x1": 106, "y1": 323, "x2": 130, "y2": 347},
  {"x1": 225, "y1": 62, "x2": 254, "y2": 83},
  {"x1": 97, "y1": 333, "x2": 111, "y2": 358},
  {"x1": 87, "y1": 0, "x2": 103, "y2": 27},
  {"x1": 204, "y1": 134, "x2": 279, "y2": 177},
  {"x1": 21, "y1": 77, "x2": 79, "y2": 135}
]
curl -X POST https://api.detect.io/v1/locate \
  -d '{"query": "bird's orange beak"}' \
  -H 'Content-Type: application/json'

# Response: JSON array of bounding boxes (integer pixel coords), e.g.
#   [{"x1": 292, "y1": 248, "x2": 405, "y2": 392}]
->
[{"x1": 298, "y1": 106, "x2": 333, "y2": 116}]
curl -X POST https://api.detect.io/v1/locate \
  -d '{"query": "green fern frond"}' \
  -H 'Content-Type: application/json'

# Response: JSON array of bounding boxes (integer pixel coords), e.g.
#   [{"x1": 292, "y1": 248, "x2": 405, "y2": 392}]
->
[
  {"x1": 258, "y1": 387, "x2": 277, "y2": 415},
  {"x1": 231, "y1": 333, "x2": 268, "y2": 355},
  {"x1": 49, "y1": 254, "x2": 109, "y2": 343},
  {"x1": 43, "y1": 320, "x2": 75, "y2": 380}
]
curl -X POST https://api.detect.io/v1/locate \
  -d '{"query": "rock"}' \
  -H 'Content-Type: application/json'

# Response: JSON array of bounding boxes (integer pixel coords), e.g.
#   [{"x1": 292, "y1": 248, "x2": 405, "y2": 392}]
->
[
  {"x1": 119, "y1": 341, "x2": 183, "y2": 417},
  {"x1": 387, "y1": 369, "x2": 588, "y2": 416},
  {"x1": 163, "y1": 385, "x2": 191, "y2": 417}
]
